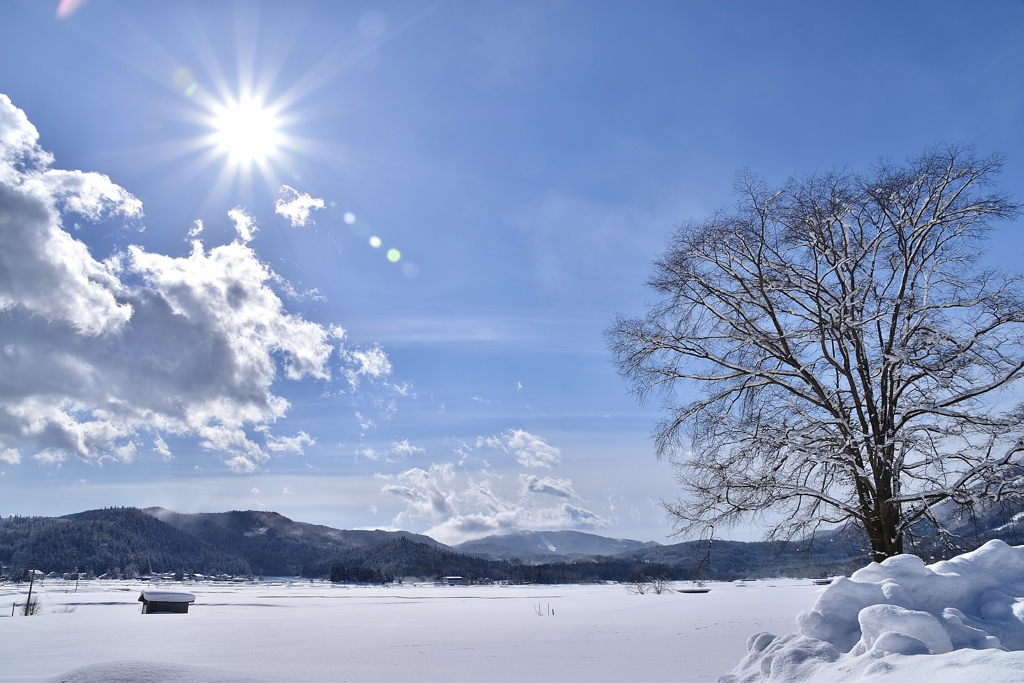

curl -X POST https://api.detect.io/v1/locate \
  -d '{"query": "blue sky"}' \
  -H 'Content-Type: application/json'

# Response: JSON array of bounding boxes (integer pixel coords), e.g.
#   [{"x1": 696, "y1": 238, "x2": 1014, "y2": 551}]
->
[{"x1": 1, "y1": 0, "x2": 1022, "y2": 544}]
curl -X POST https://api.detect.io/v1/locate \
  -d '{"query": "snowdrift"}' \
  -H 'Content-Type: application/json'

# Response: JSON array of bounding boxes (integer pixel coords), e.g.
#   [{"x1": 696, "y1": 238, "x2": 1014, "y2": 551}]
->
[{"x1": 722, "y1": 540, "x2": 1024, "y2": 682}]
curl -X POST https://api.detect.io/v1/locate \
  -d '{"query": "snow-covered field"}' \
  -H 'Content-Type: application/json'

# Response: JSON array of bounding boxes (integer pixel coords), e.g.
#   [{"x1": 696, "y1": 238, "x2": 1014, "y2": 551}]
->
[
  {"x1": 0, "y1": 577, "x2": 812, "y2": 682},
  {"x1": 4, "y1": 540, "x2": 1024, "y2": 682}
]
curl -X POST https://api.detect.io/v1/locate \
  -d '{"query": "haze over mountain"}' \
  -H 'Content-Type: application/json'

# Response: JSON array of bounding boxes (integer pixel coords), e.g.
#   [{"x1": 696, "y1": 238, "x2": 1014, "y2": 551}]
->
[{"x1": 453, "y1": 529, "x2": 660, "y2": 562}]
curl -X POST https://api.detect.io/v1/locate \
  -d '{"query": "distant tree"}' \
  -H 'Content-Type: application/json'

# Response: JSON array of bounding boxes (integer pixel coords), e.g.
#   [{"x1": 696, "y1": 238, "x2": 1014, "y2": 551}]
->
[
  {"x1": 626, "y1": 564, "x2": 675, "y2": 594},
  {"x1": 609, "y1": 144, "x2": 1024, "y2": 562}
]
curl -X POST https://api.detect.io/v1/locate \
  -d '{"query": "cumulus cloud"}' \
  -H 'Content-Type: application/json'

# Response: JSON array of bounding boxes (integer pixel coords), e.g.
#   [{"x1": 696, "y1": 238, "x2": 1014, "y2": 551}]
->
[
  {"x1": 275, "y1": 185, "x2": 324, "y2": 227},
  {"x1": 425, "y1": 503, "x2": 608, "y2": 545},
  {"x1": 0, "y1": 94, "x2": 375, "y2": 471},
  {"x1": 380, "y1": 463, "x2": 455, "y2": 522},
  {"x1": 0, "y1": 142, "x2": 136, "y2": 336},
  {"x1": 380, "y1": 430, "x2": 606, "y2": 544}
]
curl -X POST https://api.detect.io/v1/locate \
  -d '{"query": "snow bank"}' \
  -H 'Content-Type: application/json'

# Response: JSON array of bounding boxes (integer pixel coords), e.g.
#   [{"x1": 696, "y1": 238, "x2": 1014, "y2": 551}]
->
[{"x1": 721, "y1": 540, "x2": 1024, "y2": 682}]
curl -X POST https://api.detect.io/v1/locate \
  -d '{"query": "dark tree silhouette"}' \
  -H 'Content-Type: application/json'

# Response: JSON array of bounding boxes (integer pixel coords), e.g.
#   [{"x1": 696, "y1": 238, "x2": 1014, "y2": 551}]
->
[{"x1": 610, "y1": 144, "x2": 1024, "y2": 561}]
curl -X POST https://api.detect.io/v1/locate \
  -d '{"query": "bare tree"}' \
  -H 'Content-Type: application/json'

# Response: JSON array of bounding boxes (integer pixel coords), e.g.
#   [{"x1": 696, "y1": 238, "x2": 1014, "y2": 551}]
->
[{"x1": 609, "y1": 144, "x2": 1024, "y2": 562}]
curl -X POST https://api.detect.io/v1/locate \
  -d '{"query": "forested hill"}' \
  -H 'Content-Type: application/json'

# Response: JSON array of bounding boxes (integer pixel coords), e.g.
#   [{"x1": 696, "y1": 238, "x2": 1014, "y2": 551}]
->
[
  {"x1": 4, "y1": 505, "x2": 1019, "y2": 584},
  {"x1": 0, "y1": 506, "x2": 866, "y2": 582},
  {"x1": 1, "y1": 507, "x2": 250, "y2": 577},
  {"x1": 143, "y1": 507, "x2": 444, "y2": 576},
  {"x1": 0, "y1": 507, "x2": 446, "y2": 579}
]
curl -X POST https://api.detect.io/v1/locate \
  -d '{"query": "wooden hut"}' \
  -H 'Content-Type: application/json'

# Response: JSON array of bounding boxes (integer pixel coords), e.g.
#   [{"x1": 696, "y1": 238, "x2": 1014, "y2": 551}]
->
[{"x1": 138, "y1": 590, "x2": 196, "y2": 614}]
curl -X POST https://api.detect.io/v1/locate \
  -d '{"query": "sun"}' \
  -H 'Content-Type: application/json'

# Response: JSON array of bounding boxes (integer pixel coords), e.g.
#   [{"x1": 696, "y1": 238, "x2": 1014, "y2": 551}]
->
[{"x1": 209, "y1": 96, "x2": 283, "y2": 165}]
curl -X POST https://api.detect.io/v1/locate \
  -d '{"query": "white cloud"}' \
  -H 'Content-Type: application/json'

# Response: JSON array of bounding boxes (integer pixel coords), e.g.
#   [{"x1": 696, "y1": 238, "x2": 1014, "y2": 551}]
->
[
  {"x1": 379, "y1": 431, "x2": 606, "y2": 544},
  {"x1": 343, "y1": 344, "x2": 392, "y2": 389},
  {"x1": 477, "y1": 429, "x2": 560, "y2": 468},
  {"x1": 32, "y1": 450, "x2": 66, "y2": 465},
  {"x1": 275, "y1": 185, "x2": 324, "y2": 227},
  {"x1": 0, "y1": 137, "x2": 136, "y2": 337},
  {"x1": 262, "y1": 430, "x2": 316, "y2": 455},
  {"x1": 112, "y1": 442, "x2": 137, "y2": 463},
  {"x1": 355, "y1": 411, "x2": 376, "y2": 434},
  {"x1": 425, "y1": 503, "x2": 609, "y2": 545},
  {"x1": 380, "y1": 463, "x2": 455, "y2": 522},
  {"x1": 520, "y1": 474, "x2": 577, "y2": 499},
  {"x1": 0, "y1": 448, "x2": 20, "y2": 465},
  {"x1": 227, "y1": 208, "x2": 257, "y2": 243},
  {"x1": 459, "y1": 430, "x2": 563, "y2": 472},
  {"x1": 0, "y1": 94, "x2": 355, "y2": 471},
  {"x1": 356, "y1": 447, "x2": 382, "y2": 461},
  {"x1": 153, "y1": 436, "x2": 172, "y2": 461},
  {"x1": 390, "y1": 439, "x2": 424, "y2": 458},
  {"x1": 506, "y1": 429, "x2": 561, "y2": 468},
  {"x1": 225, "y1": 455, "x2": 258, "y2": 473}
]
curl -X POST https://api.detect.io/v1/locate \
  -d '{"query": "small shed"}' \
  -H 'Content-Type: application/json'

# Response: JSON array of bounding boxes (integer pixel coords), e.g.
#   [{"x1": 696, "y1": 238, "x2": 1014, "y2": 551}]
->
[
  {"x1": 443, "y1": 576, "x2": 463, "y2": 586},
  {"x1": 138, "y1": 590, "x2": 196, "y2": 614}
]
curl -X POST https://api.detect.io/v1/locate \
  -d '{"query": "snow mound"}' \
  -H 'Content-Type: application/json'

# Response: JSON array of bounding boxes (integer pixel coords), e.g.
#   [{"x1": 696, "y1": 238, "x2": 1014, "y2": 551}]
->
[
  {"x1": 720, "y1": 540, "x2": 1024, "y2": 682},
  {"x1": 51, "y1": 661, "x2": 266, "y2": 683}
]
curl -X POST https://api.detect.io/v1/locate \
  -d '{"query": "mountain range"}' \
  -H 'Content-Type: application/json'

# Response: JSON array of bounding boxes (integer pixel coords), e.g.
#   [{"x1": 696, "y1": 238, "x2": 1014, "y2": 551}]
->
[{"x1": 3, "y1": 504, "x2": 1020, "y2": 584}]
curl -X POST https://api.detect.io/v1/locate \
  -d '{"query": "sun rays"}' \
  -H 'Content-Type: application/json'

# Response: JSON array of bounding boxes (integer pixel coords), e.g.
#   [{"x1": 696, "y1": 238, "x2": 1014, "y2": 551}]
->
[{"x1": 209, "y1": 95, "x2": 284, "y2": 166}]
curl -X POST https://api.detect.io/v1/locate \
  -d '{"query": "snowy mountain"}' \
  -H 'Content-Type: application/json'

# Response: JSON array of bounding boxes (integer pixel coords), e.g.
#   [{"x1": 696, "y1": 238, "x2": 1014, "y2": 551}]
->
[
  {"x1": 5, "y1": 502, "x2": 1021, "y2": 583},
  {"x1": 453, "y1": 529, "x2": 661, "y2": 561}
]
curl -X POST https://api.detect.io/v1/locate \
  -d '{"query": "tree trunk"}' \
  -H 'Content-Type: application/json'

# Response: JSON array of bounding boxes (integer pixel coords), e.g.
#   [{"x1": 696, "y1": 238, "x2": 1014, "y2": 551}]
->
[{"x1": 865, "y1": 503, "x2": 904, "y2": 563}]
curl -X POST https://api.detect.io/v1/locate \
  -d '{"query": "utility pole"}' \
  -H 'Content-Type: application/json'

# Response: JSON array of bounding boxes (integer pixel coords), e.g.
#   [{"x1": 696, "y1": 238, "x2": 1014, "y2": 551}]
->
[{"x1": 23, "y1": 570, "x2": 35, "y2": 616}]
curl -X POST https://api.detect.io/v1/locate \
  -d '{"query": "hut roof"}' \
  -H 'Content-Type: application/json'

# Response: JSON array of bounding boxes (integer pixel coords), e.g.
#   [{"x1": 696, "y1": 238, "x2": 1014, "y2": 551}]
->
[{"x1": 138, "y1": 590, "x2": 196, "y2": 604}]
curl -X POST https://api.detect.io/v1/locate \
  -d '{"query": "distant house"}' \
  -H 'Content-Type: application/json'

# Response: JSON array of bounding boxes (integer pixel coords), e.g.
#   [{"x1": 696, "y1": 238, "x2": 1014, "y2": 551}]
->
[
  {"x1": 138, "y1": 590, "x2": 196, "y2": 614},
  {"x1": 443, "y1": 576, "x2": 463, "y2": 586}
]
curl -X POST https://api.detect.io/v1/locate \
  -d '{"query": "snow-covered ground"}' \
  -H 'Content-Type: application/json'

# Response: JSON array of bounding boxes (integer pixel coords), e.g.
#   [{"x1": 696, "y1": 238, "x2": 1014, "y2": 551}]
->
[
  {"x1": 722, "y1": 540, "x2": 1024, "y2": 683},
  {"x1": 0, "y1": 577, "x2": 812, "y2": 682},
  {"x1": 4, "y1": 541, "x2": 1024, "y2": 682}
]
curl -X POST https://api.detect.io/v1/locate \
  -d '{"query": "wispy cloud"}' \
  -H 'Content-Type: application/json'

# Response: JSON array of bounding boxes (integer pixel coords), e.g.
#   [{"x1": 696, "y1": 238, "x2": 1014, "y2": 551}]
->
[
  {"x1": 476, "y1": 429, "x2": 560, "y2": 468},
  {"x1": 228, "y1": 207, "x2": 257, "y2": 242},
  {"x1": 520, "y1": 474, "x2": 577, "y2": 499},
  {"x1": 342, "y1": 344, "x2": 393, "y2": 390},
  {"x1": 390, "y1": 439, "x2": 425, "y2": 457},
  {"x1": 275, "y1": 185, "x2": 324, "y2": 227}
]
